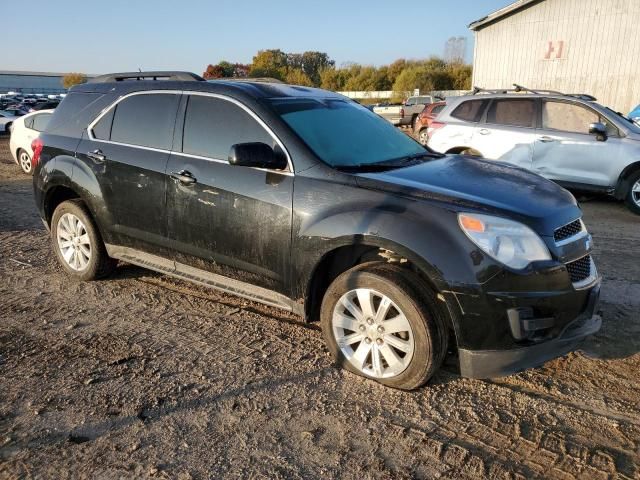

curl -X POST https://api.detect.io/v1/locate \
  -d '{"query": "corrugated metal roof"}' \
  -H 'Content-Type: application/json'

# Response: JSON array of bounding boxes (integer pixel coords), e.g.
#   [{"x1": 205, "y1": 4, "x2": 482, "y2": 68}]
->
[{"x1": 468, "y1": 0, "x2": 544, "y2": 31}]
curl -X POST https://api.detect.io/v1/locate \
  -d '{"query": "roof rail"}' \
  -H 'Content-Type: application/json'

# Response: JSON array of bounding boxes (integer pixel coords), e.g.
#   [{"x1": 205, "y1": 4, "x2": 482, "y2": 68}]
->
[
  {"x1": 472, "y1": 84, "x2": 597, "y2": 101},
  {"x1": 212, "y1": 77, "x2": 285, "y2": 84},
  {"x1": 89, "y1": 71, "x2": 205, "y2": 83}
]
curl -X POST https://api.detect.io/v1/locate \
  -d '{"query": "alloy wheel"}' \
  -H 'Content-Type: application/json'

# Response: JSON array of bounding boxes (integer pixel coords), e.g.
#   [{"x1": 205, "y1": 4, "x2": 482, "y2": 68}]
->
[
  {"x1": 632, "y1": 179, "x2": 640, "y2": 207},
  {"x1": 332, "y1": 288, "x2": 415, "y2": 378},
  {"x1": 19, "y1": 151, "x2": 32, "y2": 174},
  {"x1": 419, "y1": 130, "x2": 429, "y2": 146},
  {"x1": 56, "y1": 213, "x2": 92, "y2": 271}
]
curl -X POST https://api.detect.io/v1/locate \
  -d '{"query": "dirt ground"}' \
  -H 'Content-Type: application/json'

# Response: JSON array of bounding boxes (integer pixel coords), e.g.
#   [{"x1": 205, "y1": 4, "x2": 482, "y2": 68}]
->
[{"x1": 0, "y1": 134, "x2": 638, "y2": 480}]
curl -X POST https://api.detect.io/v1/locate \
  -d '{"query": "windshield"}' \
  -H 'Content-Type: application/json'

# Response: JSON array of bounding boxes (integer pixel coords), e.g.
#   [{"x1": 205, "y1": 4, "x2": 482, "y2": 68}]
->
[
  {"x1": 268, "y1": 98, "x2": 427, "y2": 167},
  {"x1": 604, "y1": 106, "x2": 640, "y2": 133}
]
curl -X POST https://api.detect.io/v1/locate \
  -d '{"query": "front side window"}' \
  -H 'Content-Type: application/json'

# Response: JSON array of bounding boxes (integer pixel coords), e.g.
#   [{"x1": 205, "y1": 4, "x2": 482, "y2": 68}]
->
[
  {"x1": 542, "y1": 101, "x2": 598, "y2": 134},
  {"x1": 182, "y1": 95, "x2": 274, "y2": 160},
  {"x1": 487, "y1": 99, "x2": 536, "y2": 128},
  {"x1": 109, "y1": 93, "x2": 179, "y2": 150},
  {"x1": 269, "y1": 98, "x2": 425, "y2": 168}
]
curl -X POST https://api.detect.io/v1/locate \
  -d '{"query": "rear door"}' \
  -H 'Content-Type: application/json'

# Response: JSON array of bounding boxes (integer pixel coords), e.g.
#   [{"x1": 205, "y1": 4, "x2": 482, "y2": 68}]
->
[
  {"x1": 470, "y1": 98, "x2": 538, "y2": 169},
  {"x1": 78, "y1": 91, "x2": 181, "y2": 252},
  {"x1": 165, "y1": 93, "x2": 293, "y2": 294},
  {"x1": 532, "y1": 100, "x2": 623, "y2": 187}
]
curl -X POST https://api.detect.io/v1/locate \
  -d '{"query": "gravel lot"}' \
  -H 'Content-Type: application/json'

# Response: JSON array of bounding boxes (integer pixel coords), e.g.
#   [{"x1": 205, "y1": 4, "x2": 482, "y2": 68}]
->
[{"x1": 0, "y1": 134, "x2": 639, "y2": 479}]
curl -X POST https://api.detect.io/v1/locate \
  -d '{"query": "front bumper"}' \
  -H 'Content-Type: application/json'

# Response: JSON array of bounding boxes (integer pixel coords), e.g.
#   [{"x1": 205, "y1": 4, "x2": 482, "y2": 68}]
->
[{"x1": 457, "y1": 282, "x2": 601, "y2": 378}]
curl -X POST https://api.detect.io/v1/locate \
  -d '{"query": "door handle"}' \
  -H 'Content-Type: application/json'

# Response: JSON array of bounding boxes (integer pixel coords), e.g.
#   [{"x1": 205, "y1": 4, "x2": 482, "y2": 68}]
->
[
  {"x1": 170, "y1": 170, "x2": 197, "y2": 185},
  {"x1": 539, "y1": 136, "x2": 556, "y2": 143},
  {"x1": 87, "y1": 149, "x2": 106, "y2": 162},
  {"x1": 478, "y1": 128, "x2": 490, "y2": 135}
]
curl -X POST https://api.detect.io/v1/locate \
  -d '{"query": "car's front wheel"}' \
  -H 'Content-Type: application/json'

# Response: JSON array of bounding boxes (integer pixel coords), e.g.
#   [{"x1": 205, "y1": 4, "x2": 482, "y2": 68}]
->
[
  {"x1": 625, "y1": 171, "x2": 640, "y2": 215},
  {"x1": 320, "y1": 263, "x2": 447, "y2": 390},
  {"x1": 17, "y1": 149, "x2": 32, "y2": 174},
  {"x1": 51, "y1": 200, "x2": 117, "y2": 281}
]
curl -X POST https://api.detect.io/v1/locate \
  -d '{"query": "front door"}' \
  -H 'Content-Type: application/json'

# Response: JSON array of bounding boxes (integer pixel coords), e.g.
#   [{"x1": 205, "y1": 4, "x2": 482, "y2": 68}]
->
[
  {"x1": 470, "y1": 98, "x2": 538, "y2": 170},
  {"x1": 532, "y1": 100, "x2": 622, "y2": 187},
  {"x1": 78, "y1": 91, "x2": 181, "y2": 251},
  {"x1": 165, "y1": 94, "x2": 293, "y2": 294}
]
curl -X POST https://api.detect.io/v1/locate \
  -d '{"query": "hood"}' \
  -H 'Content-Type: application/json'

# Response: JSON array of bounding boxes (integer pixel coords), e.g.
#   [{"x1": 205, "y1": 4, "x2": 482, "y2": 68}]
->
[{"x1": 355, "y1": 155, "x2": 581, "y2": 236}]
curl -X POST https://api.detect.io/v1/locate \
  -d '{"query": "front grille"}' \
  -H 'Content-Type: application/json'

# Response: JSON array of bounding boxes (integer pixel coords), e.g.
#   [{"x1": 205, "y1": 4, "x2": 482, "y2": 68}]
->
[
  {"x1": 554, "y1": 219, "x2": 582, "y2": 242},
  {"x1": 566, "y1": 255, "x2": 592, "y2": 283}
]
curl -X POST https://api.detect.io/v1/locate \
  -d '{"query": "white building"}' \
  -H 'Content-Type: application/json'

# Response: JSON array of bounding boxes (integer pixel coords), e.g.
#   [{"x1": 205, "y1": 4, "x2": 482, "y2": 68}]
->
[{"x1": 469, "y1": 0, "x2": 640, "y2": 112}]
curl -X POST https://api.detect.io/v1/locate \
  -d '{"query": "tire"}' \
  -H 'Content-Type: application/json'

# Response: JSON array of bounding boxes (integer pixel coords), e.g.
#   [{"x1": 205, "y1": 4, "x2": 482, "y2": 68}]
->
[
  {"x1": 411, "y1": 115, "x2": 418, "y2": 130},
  {"x1": 320, "y1": 262, "x2": 448, "y2": 390},
  {"x1": 51, "y1": 200, "x2": 117, "y2": 281},
  {"x1": 624, "y1": 171, "x2": 640, "y2": 215},
  {"x1": 418, "y1": 129, "x2": 429, "y2": 146},
  {"x1": 17, "y1": 149, "x2": 32, "y2": 174},
  {"x1": 5, "y1": 122, "x2": 12, "y2": 134}
]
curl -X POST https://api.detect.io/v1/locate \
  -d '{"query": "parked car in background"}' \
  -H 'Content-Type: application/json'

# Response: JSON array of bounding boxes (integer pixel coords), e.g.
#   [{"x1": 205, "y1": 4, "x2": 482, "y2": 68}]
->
[
  {"x1": 0, "y1": 110, "x2": 17, "y2": 133},
  {"x1": 414, "y1": 101, "x2": 446, "y2": 145},
  {"x1": 428, "y1": 86, "x2": 640, "y2": 214},
  {"x1": 9, "y1": 109, "x2": 53, "y2": 173},
  {"x1": 32, "y1": 71, "x2": 601, "y2": 390},
  {"x1": 28, "y1": 101, "x2": 59, "y2": 112},
  {"x1": 374, "y1": 95, "x2": 434, "y2": 128},
  {"x1": 2, "y1": 107, "x2": 29, "y2": 117}
]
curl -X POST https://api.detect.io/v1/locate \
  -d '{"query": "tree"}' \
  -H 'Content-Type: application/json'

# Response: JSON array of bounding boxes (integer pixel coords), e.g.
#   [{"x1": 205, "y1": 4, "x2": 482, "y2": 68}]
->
[
  {"x1": 249, "y1": 49, "x2": 289, "y2": 80},
  {"x1": 285, "y1": 69, "x2": 313, "y2": 86},
  {"x1": 62, "y1": 73, "x2": 87, "y2": 89}
]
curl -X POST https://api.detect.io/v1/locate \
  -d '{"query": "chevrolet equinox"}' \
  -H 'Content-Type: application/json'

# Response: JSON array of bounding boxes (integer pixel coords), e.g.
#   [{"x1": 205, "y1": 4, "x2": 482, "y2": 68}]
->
[{"x1": 32, "y1": 72, "x2": 601, "y2": 390}]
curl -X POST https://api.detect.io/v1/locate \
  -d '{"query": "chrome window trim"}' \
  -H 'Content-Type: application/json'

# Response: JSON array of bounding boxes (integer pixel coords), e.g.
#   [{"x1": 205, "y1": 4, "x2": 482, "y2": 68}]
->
[{"x1": 86, "y1": 89, "x2": 294, "y2": 175}]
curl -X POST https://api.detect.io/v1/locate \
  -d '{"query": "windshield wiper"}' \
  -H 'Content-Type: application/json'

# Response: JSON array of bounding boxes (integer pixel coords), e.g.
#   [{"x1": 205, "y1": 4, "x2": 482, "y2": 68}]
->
[{"x1": 335, "y1": 151, "x2": 445, "y2": 173}]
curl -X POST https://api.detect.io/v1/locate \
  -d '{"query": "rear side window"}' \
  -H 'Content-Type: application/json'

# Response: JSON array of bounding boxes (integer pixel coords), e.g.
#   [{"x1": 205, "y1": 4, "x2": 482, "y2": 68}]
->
[
  {"x1": 182, "y1": 95, "x2": 273, "y2": 160},
  {"x1": 24, "y1": 116, "x2": 35, "y2": 129},
  {"x1": 45, "y1": 92, "x2": 103, "y2": 136},
  {"x1": 109, "y1": 93, "x2": 179, "y2": 150},
  {"x1": 32, "y1": 113, "x2": 51, "y2": 131},
  {"x1": 431, "y1": 104, "x2": 446, "y2": 115},
  {"x1": 487, "y1": 99, "x2": 536, "y2": 128},
  {"x1": 91, "y1": 109, "x2": 114, "y2": 140},
  {"x1": 451, "y1": 100, "x2": 486, "y2": 122}
]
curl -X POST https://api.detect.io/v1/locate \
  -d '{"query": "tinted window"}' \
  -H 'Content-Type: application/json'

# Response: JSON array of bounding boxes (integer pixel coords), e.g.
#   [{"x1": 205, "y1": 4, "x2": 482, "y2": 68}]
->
[
  {"x1": 432, "y1": 104, "x2": 446, "y2": 115},
  {"x1": 32, "y1": 113, "x2": 51, "y2": 131},
  {"x1": 92, "y1": 108, "x2": 114, "y2": 140},
  {"x1": 451, "y1": 100, "x2": 486, "y2": 122},
  {"x1": 269, "y1": 98, "x2": 425, "y2": 168},
  {"x1": 110, "y1": 94, "x2": 179, "y2": 150},
  {"x1": 487, "y1": 99, "x2": 536, "y2": 128},
  {"x1": 182, "y1": 95, "x2": 274, "y2": 160}
]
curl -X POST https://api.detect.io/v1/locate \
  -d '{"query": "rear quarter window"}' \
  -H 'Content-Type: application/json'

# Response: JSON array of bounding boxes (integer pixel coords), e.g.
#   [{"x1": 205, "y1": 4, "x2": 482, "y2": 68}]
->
[
  {"x1": 45, "y1": 92, "x2": 112, "y2": 137},
  {"x1": 451, "y1": 100, "x2": 486, "y2": 122}
]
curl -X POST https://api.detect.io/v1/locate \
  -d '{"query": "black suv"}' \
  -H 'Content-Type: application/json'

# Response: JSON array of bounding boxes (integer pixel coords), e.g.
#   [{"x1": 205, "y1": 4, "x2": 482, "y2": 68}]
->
[{"x1": 33, "y1": 72, "x2": 601, "y2": 390}]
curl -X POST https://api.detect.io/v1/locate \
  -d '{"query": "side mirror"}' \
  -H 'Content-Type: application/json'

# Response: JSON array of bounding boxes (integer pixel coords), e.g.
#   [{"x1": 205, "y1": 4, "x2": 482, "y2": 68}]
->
[
  {"x1": 228, "y1": 142, "x2": 288, "y2": 170},
  {"x1": 589, "y1": 122, "x2": 607, "y2": 141}
]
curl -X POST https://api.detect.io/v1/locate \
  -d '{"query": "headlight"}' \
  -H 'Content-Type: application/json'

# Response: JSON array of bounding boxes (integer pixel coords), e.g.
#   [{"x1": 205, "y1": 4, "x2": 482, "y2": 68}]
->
[{"x1": 458, "y1": 213, "x2": 551, "y2": 269}]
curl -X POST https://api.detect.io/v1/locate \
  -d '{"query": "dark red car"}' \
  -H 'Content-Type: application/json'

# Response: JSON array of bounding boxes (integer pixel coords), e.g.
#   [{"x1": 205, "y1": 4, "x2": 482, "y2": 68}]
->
[{"x1": 414, "y1": 101, "x2": 446, "y2": 145}]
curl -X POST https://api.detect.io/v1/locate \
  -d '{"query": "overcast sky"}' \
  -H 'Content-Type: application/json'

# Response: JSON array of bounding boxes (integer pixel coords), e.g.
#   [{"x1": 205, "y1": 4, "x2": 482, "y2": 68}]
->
[{"x1": 3, "y1": 0, "x2": 512, "y2": 74}]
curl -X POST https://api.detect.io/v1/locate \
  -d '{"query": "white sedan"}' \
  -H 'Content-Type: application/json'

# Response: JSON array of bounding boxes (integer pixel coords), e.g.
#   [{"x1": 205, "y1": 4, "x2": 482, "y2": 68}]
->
[
  {"x1": 9, "y1": 109, "x2": 54, "y2": 174},
  {"x1": 0, "y1": 110, "x2": 17, "y2": 133}
]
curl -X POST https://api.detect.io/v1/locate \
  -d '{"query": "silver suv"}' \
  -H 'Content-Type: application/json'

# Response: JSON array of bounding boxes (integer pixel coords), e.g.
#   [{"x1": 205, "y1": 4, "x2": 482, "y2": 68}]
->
[{"x1": 428, "y1": 86, "x2": 640, "y2": 214}]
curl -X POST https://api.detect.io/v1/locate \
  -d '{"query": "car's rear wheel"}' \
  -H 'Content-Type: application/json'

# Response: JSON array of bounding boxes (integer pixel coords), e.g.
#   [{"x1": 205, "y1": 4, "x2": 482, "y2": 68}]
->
[
  {"x1": 625, "y1": 171, "x2": 640, "y2": 215},
  {"x1": 418, "y1": 129, "x2": 429, "y2": 146},
  {"x1": 18, "y1": 149, "x2": 32, "y2": 174},
  {"x1": 320, "y1": 263, "x2": 447, "y2": 390},
  {"x1": 5, "y1": 122, "x2": 12, "y2": 133},
  {"x1": 51, "y1": 200, "x2": 117, "y2": 281}
]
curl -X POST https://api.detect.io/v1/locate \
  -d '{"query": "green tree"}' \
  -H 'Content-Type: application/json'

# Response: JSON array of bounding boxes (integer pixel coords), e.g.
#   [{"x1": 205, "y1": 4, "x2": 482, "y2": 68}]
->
[
  {"x1": 249, "y1": 49, "x2": 289, "y2": 80},
  {"x1": 62, "y1": 72, "x2": 87, "y2": 89},
  {"x1": 285, "y1": 68, "x2": 313, "y2": 86}
]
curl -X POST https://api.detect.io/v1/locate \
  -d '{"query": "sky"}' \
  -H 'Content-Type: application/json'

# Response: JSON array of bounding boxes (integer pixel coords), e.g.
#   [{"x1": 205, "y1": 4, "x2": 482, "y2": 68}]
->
[{"x1": 2, "y1": 0, "x2": 513, "y2": 74}]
